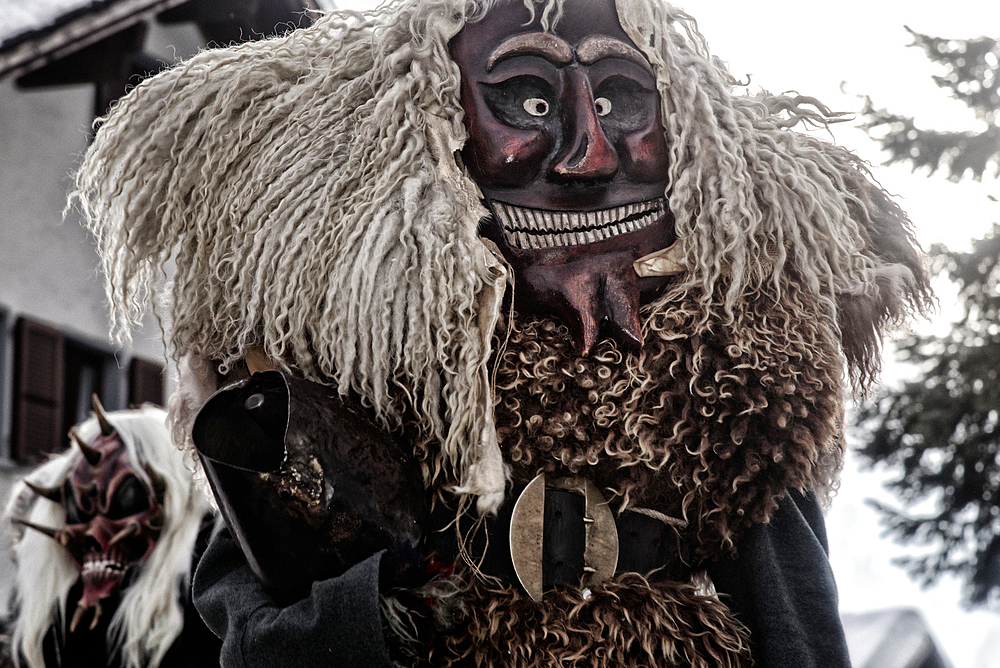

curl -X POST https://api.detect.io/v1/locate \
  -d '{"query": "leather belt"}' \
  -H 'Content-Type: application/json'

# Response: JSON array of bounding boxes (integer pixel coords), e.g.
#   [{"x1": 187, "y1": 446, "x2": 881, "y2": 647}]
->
[{"x1": 429, "y1": 473, "x2": 687, "y2": 599}]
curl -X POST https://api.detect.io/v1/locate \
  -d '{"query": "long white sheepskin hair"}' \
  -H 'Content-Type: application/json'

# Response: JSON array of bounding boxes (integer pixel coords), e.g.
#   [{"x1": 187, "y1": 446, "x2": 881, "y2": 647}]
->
[
  {"x1": 71, "y1": 0, "x2": 927, "y2": 512},
  {"x1": 4, "y1": 406, "x2": 213, "y2": 668}
]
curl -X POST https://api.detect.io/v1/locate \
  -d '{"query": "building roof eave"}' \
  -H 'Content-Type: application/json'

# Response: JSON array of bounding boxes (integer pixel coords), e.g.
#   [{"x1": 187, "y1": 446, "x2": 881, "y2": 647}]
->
[{"x1": 0, "y1": 0, "x2": 190, "y2": 81}]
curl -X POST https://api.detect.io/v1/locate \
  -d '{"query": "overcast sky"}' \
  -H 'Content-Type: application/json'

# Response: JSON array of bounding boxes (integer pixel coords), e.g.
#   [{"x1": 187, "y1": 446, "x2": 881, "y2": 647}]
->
[{"x1": 335, "y1": 1, "x2": 1000, "y2": 664}]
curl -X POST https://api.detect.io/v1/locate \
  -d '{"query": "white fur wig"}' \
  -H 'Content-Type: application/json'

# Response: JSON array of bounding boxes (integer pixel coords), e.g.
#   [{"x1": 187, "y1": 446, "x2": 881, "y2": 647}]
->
[{"x1": 4, "y1": 406, "x2": 214, "y2": 668}]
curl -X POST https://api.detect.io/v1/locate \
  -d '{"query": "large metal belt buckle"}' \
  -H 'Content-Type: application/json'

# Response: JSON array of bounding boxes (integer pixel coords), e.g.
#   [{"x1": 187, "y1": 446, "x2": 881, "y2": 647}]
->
[{"x1": 509, "y1": 472, "x2": 619, "y2": 601}]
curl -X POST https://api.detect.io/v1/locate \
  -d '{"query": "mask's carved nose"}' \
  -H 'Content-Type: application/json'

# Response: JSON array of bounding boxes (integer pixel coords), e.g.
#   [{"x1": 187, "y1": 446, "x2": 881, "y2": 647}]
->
[{"x1": 552, "y1": 69, "x2": 618, "y2": 181}]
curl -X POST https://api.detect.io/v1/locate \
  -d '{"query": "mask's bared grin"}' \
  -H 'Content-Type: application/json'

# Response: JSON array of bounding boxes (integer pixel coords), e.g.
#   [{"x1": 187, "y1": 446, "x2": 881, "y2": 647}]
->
[
  {"x1": 81, "y1": 554, "x2": 128, "y2": 608},
  {"x1": 82, "y1": 557, "x2": 126, "y2": 579},
  {"x1": 490, "y1": 198, "x2": 666, "y2": 250}
]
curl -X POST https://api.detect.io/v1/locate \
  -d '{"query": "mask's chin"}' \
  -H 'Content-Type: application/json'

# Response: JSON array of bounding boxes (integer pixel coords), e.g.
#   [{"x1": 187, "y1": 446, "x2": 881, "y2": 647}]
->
[{"x1": 482, "y1": 199, "x2": 677, "y2": 356}]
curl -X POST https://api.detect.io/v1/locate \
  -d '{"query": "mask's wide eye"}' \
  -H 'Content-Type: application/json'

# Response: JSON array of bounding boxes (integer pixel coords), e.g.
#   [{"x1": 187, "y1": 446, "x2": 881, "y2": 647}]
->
[
  {"x1": 482, "y1": 76, "x2": 554, "y2": 128},
  {"x1": 523, "y1": 98, "x2": 550, "y2": 116},
  {"x1": 107, "y1": 475, "x2": 150, "y2": 520},
  {"x1": 592, "y1": 75, "x2": 658, "y2": 132}
]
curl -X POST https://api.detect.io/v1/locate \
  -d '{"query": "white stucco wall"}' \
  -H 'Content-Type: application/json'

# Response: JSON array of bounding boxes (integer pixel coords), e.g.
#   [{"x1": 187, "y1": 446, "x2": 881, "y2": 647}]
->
[{"x1": 0, "y1": 80, "x2": 155, "y2": 342}]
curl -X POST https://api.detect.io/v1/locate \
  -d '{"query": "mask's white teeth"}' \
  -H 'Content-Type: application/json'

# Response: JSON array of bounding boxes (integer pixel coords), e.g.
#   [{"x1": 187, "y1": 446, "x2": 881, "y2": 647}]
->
[
  {"x1": 496, "y1": 203, "x2": 511, "y2": 228},
  {"x1": 493, "y1": 198, "x2": 666, "y2": 249},
  {"x1": 494, "y1": 204, "x2": 513, "y2": 246},
  {"x1": 513, "y1": 204, "x2": 525, "y2": 227},
  {"x1": 508, "y1": 204, "x2": 521, "y2": 228}
]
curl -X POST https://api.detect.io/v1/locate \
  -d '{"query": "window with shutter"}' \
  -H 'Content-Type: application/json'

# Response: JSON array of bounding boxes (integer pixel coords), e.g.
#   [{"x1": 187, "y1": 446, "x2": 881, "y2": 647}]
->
[
  {"x1": 12, "y1": 317, "x2": 64, "y2": 463},
  {"x1": 10, "y1": 317, "x2": 165, "y2": 462},
  {"x1": 61, "y1": 338, "x2": 108, "y2": 444},
  {"x1": 129, "y1": 357, "x2": 164, "y2": 407}
]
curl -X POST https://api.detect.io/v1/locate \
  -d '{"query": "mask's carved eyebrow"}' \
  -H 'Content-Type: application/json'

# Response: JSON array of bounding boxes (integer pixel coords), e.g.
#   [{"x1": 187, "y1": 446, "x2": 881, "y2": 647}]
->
[
  {"x1": 486, "y1": 32, "x2": 574, "y2": 72},
  {"x1": 576, "y1": 35, "x2": 653, "y2": 74}
]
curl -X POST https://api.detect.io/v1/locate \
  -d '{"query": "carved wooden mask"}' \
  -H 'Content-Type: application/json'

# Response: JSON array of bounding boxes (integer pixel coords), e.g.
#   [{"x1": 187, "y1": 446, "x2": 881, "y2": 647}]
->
[{"x1": 451, "y1": 0, "x2": 676, "y2": 354}]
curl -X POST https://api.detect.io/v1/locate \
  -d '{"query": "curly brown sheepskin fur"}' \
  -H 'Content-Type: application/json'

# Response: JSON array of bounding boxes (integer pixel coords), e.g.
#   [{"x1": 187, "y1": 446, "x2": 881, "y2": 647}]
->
[
  {"x1": 430, "y1": 574, "x2": 749, "y2": 668},
  {"x1": 492, "y1": 279, "x2": 845, "y2": 561}
]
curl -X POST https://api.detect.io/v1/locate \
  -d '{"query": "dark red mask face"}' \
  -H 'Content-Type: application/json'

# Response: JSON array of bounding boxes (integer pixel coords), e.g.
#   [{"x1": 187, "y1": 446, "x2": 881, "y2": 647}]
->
[
  {"x1": 60, "y1": 430, "x2": 164, "y2": 619},
  {"x1": 451, "y1": 0, "x2": 675, "y2": 353}
]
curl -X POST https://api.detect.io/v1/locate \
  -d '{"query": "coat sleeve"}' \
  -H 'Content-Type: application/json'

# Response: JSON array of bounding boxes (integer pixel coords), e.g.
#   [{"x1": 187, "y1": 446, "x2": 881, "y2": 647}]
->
[
  {"x1": 192, "y1": 526, "x2": 394, "y2": 668},
  {"x1": 707, "y1": 489, "x2": 852, "y2": 668}
]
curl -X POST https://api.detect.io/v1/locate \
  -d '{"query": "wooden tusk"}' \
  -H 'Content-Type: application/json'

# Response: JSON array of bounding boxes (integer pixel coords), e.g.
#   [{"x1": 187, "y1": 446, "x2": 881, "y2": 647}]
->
[
  {"x1": 14, "y1": 518, "x2": 63, "y2": 543},
  {"x1": 70, "y1": 603, "x2": 86, "y2": 633},
  {"x1": 145, "y1": 466, "x2": 166, "y2": 500},
  {"x1": 91, "y1": 394, "x2": 115, "y2": 436},
  {"x1": 24, "y1": 480, "x2": 63, "y2": 503},
  {"x1": 69, "y1": 428, "x2": 102, "y2": 466},
  {"x1": 89, "y1": 600, "x2": 102, "y2": 631},
  {"x1": 109, "y1": 522, "x2": 140, "y2": 547},
  {"x1": 147, "y1": 508, "x2": 165, "y2": 532}
]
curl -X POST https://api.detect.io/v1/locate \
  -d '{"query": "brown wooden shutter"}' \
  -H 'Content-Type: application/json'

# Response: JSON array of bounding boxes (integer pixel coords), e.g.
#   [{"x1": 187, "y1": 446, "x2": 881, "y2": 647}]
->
[
  {"x1": 61, "y1": 340, "x2": 108, "y2": 439},
  {"x1": 129, "y1": 357, "x2": 164, "y2": 407},
  {"x1": 12, "y1": 317, "x2": 64, "y2": 463}
]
